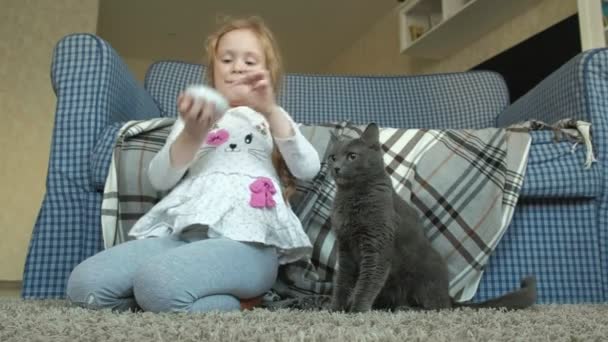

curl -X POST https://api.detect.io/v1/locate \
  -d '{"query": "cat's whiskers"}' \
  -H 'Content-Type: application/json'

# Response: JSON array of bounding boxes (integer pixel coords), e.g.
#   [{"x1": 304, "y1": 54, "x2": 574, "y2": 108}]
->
[{"x1": 248, "y1": 149, "x2": 267, "y2": 161}]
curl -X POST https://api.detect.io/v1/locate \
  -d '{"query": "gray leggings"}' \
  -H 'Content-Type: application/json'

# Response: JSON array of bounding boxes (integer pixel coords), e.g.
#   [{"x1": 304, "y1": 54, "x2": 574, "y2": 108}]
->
[{"x1": 66, "y1": 236, "x2": 278, "y2": 313}]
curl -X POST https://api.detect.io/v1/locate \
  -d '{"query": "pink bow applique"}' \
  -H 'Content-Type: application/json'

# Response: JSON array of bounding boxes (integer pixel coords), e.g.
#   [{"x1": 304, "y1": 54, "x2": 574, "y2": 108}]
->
[
  {"x1": 206, "y1": 129, "x2": 229, "y2": 146},
  {"x1": 249, "y1": 177, "x2": 277, "y2": 208}
]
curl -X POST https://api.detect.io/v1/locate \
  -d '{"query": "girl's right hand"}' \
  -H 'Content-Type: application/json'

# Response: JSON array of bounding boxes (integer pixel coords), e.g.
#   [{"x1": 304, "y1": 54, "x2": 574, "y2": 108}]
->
[{"x1": 177, "y1": 92, "x2": 219, "y2": 144}]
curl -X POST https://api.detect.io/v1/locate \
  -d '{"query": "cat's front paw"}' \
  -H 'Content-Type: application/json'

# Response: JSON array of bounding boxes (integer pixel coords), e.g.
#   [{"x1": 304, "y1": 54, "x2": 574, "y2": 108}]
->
[
  {"x1": 330, "y1": 299, "x2": 347, "y2": 313},
  {"x1": 345, "y1": 298, "x2": 354, "y2": 312}
]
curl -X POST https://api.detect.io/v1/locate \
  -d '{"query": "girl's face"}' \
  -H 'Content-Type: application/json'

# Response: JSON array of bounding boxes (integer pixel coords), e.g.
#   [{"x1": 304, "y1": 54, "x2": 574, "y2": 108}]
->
[{"x1": 213, "y1": 28, "x2": 267, "y2": 103}]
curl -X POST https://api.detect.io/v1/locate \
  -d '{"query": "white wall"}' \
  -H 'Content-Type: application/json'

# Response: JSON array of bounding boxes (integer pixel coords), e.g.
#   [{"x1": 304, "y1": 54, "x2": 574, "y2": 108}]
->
[{"x1": 0, "y1": 0, "x2": 100, "y2": 281}]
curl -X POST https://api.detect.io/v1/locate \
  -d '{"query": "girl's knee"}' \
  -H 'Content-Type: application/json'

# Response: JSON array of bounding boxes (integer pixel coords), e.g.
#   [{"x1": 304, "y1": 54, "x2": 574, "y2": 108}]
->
[
  {"x1": 66, "y1": 263, "x2": 106, "y2": 309},
  {"x1": 132, "y1": 240, "x2": 280, "y2": 313},
  {"x1": 132, "y1": 263, "x2": 187, "y2": 312},
  {"x1": 133, "y1": 262, "x2": 245, "y2": 313},
  {"x1": 66, "y1": 261, "x2": 137, "y2": 311},
  {"x1": 134, "y1": 267, "x2": 242, "y2": 313}
]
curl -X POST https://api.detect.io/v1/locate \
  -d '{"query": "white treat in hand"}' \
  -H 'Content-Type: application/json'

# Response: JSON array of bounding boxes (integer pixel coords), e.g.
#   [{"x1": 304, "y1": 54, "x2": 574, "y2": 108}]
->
[{"x1": 184, "y1": 84, "x2": 230, "y2": 118}]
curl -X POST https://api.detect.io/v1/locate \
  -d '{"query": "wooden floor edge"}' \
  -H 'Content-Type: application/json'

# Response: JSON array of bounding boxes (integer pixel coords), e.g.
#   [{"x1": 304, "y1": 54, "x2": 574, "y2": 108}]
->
[
  {"x1": 0, "y1": 281, "x2": 22, "y2": 297},
  {"x1": 0, "y1": 280, "x2": 22, "y2": 289}
]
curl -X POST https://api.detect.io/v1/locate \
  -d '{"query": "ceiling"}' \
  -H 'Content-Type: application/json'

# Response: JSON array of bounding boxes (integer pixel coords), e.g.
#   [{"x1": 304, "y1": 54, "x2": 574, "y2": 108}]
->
[{"x1": 97, "y1": 0, "x2": 398, "y2": 73}]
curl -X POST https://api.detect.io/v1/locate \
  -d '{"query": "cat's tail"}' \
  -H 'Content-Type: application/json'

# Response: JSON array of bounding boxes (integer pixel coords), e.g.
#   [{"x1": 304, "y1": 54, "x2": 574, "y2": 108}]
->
[{"x1": 452, "y1": 275, "x2": 537, "y2": 310}]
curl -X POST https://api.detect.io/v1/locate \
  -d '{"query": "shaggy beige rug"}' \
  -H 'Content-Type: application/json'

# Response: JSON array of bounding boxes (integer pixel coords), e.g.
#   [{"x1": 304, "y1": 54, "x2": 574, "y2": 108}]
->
[{"x1": 1, "y1": 298, "x2": 607, "y2": 341}]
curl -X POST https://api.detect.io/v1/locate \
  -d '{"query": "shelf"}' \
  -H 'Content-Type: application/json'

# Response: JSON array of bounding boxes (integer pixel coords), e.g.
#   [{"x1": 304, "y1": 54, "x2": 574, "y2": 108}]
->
[{"x1": 399, "y1": 0, "x2": 543, "y2": 59}]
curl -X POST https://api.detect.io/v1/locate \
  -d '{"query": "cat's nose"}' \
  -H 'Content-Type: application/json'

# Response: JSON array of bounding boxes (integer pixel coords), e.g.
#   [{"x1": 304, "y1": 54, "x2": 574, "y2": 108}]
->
[{"x1": 229, "y1": 143, "x2": 237, "y2": 149}]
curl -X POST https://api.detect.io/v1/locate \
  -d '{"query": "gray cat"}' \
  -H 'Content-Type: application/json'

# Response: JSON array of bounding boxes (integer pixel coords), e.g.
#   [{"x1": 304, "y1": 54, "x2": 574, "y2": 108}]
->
[{"x1": 327, "y1": 123, "x2": 536, "y2": 313}]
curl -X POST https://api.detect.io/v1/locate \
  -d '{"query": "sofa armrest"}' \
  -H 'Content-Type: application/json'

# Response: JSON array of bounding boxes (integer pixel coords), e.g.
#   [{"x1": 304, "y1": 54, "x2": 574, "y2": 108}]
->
[
  {"x1": 22, "y1": 34, "x2": 162, "y2": 298},
  {"x1": 496, "y1": 48, "x2": 608, "y2": 175},
  {"x1": 51, "y1": 33, "x2": 161, "y2": 125},
  {"x1": 49, "y1": 33, "x2": 161, "y2": 189},
  {"x1": 496, "y1": 48, "x2": 608, "y2": 134},
  {"x1": 496, "y1": 49, "x2": 608, "y2": 297}
]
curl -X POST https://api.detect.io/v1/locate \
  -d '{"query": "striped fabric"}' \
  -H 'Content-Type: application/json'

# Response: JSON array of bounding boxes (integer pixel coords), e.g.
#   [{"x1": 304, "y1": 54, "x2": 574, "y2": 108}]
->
[
  {"x1": 100, "y1": 119, "x2": 176, "y2": 248},
  {"x1": 101, "y1": 119, "x2": 531, "y2": 302}
]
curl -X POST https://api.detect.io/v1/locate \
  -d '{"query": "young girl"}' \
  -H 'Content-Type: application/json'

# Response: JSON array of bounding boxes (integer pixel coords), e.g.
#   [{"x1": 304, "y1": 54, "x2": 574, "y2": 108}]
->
[{"x1": 66, "y1": 16, "x2": 320, "y2": 313}]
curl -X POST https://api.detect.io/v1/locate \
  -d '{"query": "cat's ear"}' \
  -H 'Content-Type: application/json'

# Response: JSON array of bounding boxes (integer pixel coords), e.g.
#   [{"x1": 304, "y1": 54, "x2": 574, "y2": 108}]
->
[
  {"x1": 329, "y1": 129, "x2": 340, "y2": 143},
  {"x1": 361, "y1": 123, "x2": 380, "y2": 146}
]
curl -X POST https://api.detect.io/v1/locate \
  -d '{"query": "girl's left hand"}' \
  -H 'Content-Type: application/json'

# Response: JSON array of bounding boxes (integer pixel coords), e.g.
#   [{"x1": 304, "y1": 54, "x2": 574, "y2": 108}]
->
[{"x1": 227, "y1": 70, "x2": 277, "y2": 116}]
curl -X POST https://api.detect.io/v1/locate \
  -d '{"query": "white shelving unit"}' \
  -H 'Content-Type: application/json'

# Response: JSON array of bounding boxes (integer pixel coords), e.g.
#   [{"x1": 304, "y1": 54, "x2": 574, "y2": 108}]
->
[
  {"x1": 577, "y1": 0, "x2": 607, "y2": 50},
  {"x1": 398, "y1": 0, "x2": 543, "y2": 59}
]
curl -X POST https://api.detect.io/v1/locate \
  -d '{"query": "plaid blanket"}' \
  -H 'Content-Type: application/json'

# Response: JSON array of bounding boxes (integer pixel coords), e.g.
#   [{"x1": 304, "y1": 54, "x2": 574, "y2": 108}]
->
[{"x1": 101, "y1": 119, "x2": 532, "y2": 302}]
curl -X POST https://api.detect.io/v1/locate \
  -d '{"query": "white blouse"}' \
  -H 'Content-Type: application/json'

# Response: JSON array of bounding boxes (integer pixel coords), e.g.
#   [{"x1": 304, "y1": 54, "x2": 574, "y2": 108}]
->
[{"x1": 128, "y1": 107, "x2": 321, "y2": 264}]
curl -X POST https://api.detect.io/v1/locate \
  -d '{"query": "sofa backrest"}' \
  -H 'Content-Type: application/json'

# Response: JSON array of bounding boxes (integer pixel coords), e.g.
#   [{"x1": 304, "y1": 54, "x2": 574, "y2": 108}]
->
[{"x1": 145, "y1": 61, "x2": 509, "y2": 129}]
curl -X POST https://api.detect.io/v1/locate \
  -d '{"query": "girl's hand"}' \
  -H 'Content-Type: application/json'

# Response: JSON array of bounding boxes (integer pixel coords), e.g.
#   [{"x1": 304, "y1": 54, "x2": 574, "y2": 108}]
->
[
  {"x1": 177, "y1": 93, "x2": 219, "y2": 144},
  {"x1": 227, "y1": 70, "x2": 277, "y2": 116}
]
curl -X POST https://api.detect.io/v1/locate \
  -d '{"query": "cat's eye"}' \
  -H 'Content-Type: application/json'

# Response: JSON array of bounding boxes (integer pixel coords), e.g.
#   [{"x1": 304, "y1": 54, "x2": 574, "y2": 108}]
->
[
  {"x1": 328, "y1": 154, "x2": 336, "y2": 162},
  {"x1": 244, "y1": 134, "x2": 253, "y2": 144},
  {"x1": 347, "y1": 153, "x2": 357, "y2": 161}
]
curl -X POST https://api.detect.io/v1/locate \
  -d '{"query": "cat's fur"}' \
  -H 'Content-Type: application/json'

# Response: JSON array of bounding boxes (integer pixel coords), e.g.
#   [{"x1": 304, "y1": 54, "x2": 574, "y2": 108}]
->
[{"x1": 326, "y1": 123, "x2": 536, "y2": 313}]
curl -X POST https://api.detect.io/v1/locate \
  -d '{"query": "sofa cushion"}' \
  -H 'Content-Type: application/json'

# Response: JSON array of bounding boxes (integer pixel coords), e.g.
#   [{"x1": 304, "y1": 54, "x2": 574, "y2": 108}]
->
[
  {"x1": 520, "y1": 130, "x2": 601, "y2": 198},
  {"x1": 145, "y1": 61, "x2": 509, "y2": 129}
]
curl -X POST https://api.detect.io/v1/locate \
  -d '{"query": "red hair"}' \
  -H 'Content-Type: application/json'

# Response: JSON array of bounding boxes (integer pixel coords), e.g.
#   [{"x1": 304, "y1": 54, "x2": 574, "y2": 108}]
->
[{"x1": 205, "y1": 16, "x2": 295, "y2": 203}]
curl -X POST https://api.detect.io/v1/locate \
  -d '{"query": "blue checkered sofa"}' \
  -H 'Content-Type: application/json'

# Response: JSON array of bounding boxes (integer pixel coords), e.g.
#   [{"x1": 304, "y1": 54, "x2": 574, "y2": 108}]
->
[{"x1": 22, "y1": 33, "x2": 608, "y2": 303}]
